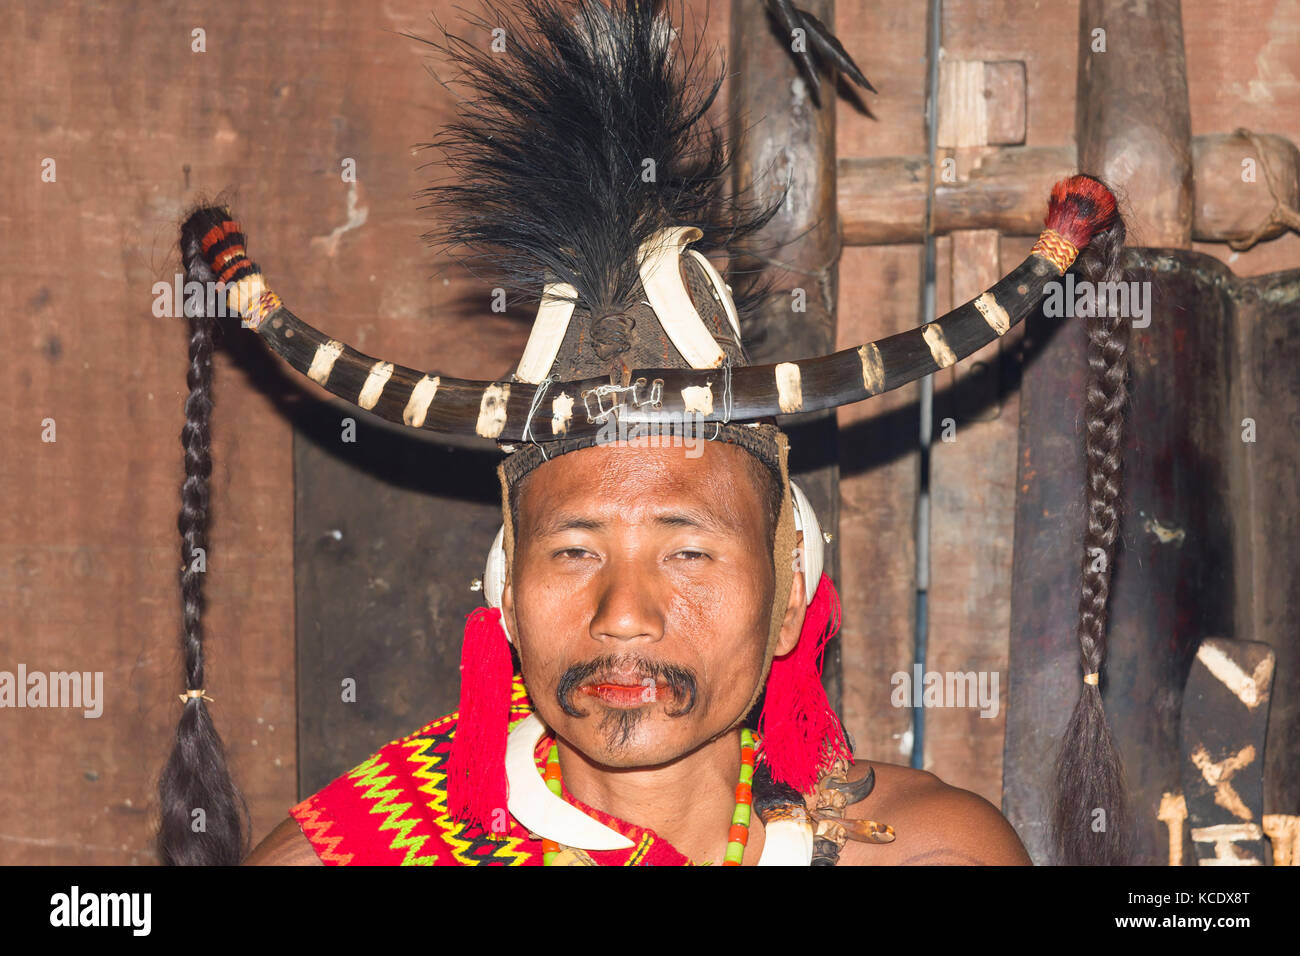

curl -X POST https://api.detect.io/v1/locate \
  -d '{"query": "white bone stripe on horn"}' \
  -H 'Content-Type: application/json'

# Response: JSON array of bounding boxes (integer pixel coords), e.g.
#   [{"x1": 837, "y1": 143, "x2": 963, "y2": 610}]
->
[
  {"x1": 974, "y1": 292, "x2": 1011, "y2": 335},
  {"x1": 358, "y1": 361, "x2": 394, "y2": 410},
  {"x1": 1195, "y1": 642, "x2": 1273, "y2": 709},
  {"x1": 639, "y1": 226, "x2": 726, "y2": 369},
  {"x1": 922, "y1": 324, "x2": 958, "y2": 368},
  {"x1": 403, "y1": 375, "x2": 441, "y2": 427},
  {"x1": 515, "y1": 281, "x2": 578, "y2": 384},
  {"x1": 551, "y1": 391, "x2": 574, "y2": 435},
  {"x1": 858, "y1": 342, "x2": 885, "y2": 393},
  {"x1": 476, "y1": 383, "x2": 511, "y2": 438},
  {"x1": 681, "y1": 384, "x2": 713, "y2": 415},
  {"x1": 775, "y1": 362, "x2": 803, "y2": 413},
  {"x1": 307, "y1": 340, "x2": 345, "y2": 385}
]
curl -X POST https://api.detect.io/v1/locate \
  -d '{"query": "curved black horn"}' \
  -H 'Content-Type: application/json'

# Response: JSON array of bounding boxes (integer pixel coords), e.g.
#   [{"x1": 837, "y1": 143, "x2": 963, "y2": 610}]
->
[{"x1": 180, "y1": 176, "x2": 1115, "y2": 443}]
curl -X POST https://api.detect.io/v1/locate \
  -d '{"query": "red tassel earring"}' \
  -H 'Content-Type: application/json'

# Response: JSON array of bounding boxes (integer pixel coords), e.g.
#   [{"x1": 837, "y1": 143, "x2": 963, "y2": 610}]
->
[
  {"x1": 758, "y1": 572, "x2": 853, "y2": 793},
  {"x1": 445, "y1": 606, "x2": 514, "y2": 833}
]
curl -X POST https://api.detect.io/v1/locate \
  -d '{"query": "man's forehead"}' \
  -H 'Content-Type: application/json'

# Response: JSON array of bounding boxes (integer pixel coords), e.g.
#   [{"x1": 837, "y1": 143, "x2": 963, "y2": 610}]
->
[{"x1": 515, "y1": 441, "x2": 765, "y2": 533}]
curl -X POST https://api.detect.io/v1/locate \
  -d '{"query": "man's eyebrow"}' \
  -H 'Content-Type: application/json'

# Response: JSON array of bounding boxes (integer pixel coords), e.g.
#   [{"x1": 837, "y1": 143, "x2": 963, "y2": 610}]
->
[
  {"x1": 652, "y1": 510, "x2": 734, "y2": 533},
  {"x1": 532, "y1": 508, "x2": 738, "y2": 537},
  {"x1": 534, "y1": 514, "x2": 604, "y2": 536}
]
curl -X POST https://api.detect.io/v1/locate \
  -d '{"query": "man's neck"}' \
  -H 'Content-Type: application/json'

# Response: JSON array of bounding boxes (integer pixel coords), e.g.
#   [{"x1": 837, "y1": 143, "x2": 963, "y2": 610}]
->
[{"x1": 554, "y1": 727, "x2": 765, "y2": 865}]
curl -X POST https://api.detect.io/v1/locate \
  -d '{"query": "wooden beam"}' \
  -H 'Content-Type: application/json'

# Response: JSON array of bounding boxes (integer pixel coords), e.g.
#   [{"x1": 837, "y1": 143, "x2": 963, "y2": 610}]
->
[{"x1": 838, "y1": 134, "x2": 1300, "y2": 245}]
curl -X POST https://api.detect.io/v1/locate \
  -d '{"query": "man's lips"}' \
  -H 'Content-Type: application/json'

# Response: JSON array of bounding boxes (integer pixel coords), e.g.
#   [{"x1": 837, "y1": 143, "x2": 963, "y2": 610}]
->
[{"x1": 580, "y1": 681, "x2": 672, "y2": 707}]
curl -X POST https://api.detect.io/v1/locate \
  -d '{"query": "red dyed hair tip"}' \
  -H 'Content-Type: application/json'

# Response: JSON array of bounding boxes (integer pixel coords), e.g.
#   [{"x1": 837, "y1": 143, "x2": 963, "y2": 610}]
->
[{"x1": 1044, "y1": 175, "x2": 1119, "y2": 251}]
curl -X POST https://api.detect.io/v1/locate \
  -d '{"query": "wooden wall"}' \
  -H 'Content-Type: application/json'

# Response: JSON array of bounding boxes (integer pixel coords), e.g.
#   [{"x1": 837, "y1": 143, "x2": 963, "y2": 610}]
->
[
  {"x1": 0, "y1": 0, "x2": 1294, "y2": 863},
  {"x1": 834, "y1": 0, "x2": 1300, "y2": 815}
]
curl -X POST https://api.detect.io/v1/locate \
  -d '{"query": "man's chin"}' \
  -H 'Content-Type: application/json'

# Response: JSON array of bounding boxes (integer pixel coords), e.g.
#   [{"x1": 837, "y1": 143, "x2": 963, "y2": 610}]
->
[{"x1": 564, "y1": 706, "x2": 697, "y2": 769}]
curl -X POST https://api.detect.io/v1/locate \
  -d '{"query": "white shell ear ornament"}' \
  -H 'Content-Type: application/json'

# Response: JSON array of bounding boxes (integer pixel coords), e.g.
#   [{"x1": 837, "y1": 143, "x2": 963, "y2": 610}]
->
[
  {"x1": 789, "y1": 479, "x2": 822, "y2": 607},
  {"x1": 484, "y1": 525, "x2": 511, "y2": 644}
]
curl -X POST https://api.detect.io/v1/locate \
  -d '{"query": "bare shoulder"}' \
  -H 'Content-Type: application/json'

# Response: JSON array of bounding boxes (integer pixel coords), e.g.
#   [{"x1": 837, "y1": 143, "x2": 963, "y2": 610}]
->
[
  {"x1": 834, "y1": 761, "x2": 1032, "y2": 866},
  {"x1": 243, "y1": 816, "x2": 324, "y2": 866}
]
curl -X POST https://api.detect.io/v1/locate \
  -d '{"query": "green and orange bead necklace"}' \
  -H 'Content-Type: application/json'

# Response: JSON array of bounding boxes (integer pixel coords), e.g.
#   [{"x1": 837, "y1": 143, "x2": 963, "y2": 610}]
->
[{"x1": 541, "y1": 728, "x2": 758, "y2": 866}]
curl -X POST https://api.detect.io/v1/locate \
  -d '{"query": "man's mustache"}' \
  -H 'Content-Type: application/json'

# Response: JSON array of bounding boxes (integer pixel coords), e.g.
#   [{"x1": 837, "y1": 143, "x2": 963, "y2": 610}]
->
[{"x1": 555, "y1": 654, "x2": 698, "y2": 718}]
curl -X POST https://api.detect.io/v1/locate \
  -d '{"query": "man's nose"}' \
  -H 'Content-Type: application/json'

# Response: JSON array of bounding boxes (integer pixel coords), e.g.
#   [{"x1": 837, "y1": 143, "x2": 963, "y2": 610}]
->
[{"x1": 588, "y1": 557, "x2": 665, "y2": 644}]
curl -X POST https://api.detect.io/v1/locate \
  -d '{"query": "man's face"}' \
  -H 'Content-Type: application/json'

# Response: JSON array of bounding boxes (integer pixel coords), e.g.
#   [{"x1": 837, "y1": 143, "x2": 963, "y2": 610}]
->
[{"x1": 502, "y1": 440, "x2": 802, "y2": 769}]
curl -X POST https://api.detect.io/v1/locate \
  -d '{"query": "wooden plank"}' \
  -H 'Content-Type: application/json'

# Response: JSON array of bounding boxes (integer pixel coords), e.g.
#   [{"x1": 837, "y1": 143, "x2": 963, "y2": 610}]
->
[
  {"x1": 1230, "y1": 267, "x2": 1300, "y2": 825},
  {"x1": 924, "y1": 228, "x2": 1020, "y2": 804},
  {"x1": 0, "y1": 1, "x2": 310, "y2": 863},
  {"x1": 1004, "y1": 0, "x2": 1200, "y2": 863},
  {"x1": 295, "y1": 409, "x2": 504, "y2": 798},
  {"x1": 835, "y1": 245, "x2": 923, "y2": 765},
  {"x1": 985, "y1": 62, "x2": 1028, "y2": 146},
  {"x1": 831, "y1": 0, "x2": 931, "y2": 763},
  {"x1": 936, "y1": 60, "x2": 1025, "y2": 148},
  {"x1": 1193, "y1": 132, "x2": 1300, "y2": 246}
]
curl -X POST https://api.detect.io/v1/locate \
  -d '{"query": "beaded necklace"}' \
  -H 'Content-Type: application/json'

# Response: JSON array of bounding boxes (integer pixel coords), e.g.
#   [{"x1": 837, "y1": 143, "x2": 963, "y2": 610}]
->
[{"x1": 540, "y1": 728, "x2": 757, "y2": 866}]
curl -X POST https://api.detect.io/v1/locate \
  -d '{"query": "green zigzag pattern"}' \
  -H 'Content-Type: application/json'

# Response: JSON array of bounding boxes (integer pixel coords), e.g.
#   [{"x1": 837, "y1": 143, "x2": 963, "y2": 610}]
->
[
  {"x1": 337, "y1": 678, "x2": 539, "y2": 866},
  {"x1": 346, "y1": 755, "x2": 440, "y2": 865}
]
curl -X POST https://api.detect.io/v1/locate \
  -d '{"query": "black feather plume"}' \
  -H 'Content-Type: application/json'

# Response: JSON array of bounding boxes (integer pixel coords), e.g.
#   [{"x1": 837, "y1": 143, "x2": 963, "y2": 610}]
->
[{"x1": 414, "y1": 0, "x2": 783, "y2": 319}]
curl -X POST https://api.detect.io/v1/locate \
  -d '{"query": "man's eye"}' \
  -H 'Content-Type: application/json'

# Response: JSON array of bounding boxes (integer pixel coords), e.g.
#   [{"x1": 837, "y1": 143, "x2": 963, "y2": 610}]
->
[
  {"x1": 555, "y1": 548, "x2": 591, "y2": 559},
  {"x1": 675, "y1": 550, "x2": 708, "y2": 560}
]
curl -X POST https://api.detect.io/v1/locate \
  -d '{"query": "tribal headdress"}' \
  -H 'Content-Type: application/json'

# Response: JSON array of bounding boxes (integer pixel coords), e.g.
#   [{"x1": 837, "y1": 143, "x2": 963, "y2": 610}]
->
[{"x1": 161, "y1": 0, "x2": 1131, "y2": 866}]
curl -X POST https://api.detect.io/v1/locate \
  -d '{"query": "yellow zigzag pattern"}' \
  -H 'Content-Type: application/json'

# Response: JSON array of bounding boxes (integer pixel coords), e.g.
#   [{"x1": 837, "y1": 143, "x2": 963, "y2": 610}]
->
[
  {"x1": 403, "y1": 733, "x2": 532, "y2": 866},
  {"x1": 402, "y1": 737, "x2": 451, "y2": 819},
  {"x1": 336, "y1": 675, "x2": 538, "y2": 866}
]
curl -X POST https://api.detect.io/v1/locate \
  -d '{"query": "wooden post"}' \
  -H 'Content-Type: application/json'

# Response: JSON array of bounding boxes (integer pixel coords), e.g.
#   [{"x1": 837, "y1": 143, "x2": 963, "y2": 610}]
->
[
  {"x1": 1075, "y1": 0, "x2": 1194, "y2": 247},
  {"x1": 730, "y1": 0, "x2": 844, "y2": 715}
]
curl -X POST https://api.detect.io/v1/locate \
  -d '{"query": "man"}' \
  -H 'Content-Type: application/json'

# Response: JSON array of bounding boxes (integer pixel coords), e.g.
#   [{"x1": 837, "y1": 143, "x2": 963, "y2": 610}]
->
[
  {"x1": 161, "y1": 0, "x2": 1126, "y2": 866},
  {"x1": 245, "y1": 436, "x2": 1031, "y2": 865}
]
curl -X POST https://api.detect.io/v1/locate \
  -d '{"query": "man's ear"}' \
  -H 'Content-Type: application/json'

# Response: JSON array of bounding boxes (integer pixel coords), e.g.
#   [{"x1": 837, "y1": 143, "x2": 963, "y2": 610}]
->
[{"x1": 775, "y1": 528, "x2": 806, "y2": 657}]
